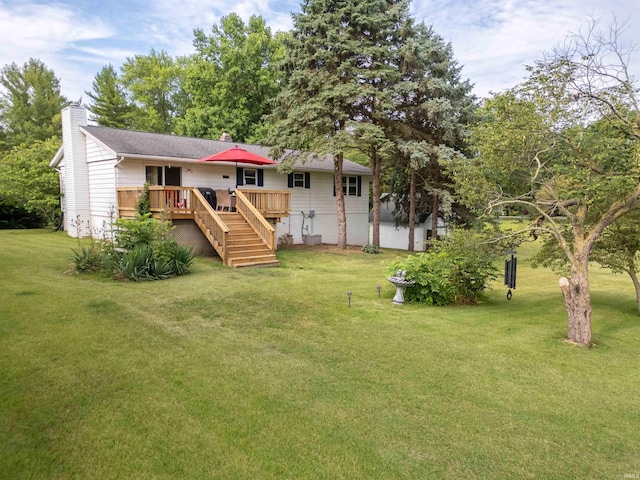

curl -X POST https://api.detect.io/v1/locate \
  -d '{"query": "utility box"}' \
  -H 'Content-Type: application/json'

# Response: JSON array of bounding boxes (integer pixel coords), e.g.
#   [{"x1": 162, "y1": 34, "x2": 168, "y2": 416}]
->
[{"x1": 303, "y1": 234, "x2": 322, "y2": 245}]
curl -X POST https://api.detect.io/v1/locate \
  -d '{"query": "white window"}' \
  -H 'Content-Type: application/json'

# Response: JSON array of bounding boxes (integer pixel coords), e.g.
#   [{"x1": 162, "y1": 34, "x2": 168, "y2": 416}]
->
[
  {"x1": 244, "y1": 169, "x2": 257, "y2": 186},
  {"x1": 343, "y1": 176, "x2": 358, "y2": 196},
  {"x1": 293, "y1": 172, "x2": 306, "y2": 188}
]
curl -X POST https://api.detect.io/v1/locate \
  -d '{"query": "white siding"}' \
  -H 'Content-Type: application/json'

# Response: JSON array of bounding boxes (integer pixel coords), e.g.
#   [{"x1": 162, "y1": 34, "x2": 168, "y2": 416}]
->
[
  {"x1": 88, "y1": 160, "x2": 117, "y2": 235},
  {"x1": 86, "y1": 138, "x2": 114, "y2": 162},
  {"x1": 274, "y1": 170, "x2": 370, "y2": 246}
]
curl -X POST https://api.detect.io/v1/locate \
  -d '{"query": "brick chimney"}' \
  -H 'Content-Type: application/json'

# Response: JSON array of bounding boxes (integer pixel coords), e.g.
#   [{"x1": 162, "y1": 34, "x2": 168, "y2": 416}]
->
[{"x1": 219, "y1": 132, "x2": 233, "y2": 142}]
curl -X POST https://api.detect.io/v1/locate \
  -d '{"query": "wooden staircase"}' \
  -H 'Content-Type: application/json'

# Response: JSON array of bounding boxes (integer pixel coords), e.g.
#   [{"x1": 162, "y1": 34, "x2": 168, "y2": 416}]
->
[{"x1": 218, "y1": 212, "x2": 280, "y2": 268}]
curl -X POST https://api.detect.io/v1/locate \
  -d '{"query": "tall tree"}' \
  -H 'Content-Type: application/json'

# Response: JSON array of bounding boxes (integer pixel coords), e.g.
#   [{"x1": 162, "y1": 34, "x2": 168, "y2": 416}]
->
[
  {"x1": 85, "y1": 64, "x2": 132, "y2": 128},
  {"x1": 388, "y1": 23, "x2": 476, "y2": 250},
  {"x1": 267, "y1": 0, "x2": 411, "y2": 249},
  {"x1": 454, "y1": 19, "x2": 640, "y2": 346},
  {"x1": 0, "y1": 59, "x2": 68, "y2": 150},
  {"x1": 178, "y1": 14, "x2": 284, "y2": 143},
  {"x1": 121, "y1": 49, "x2": 186, "y2": 133}
]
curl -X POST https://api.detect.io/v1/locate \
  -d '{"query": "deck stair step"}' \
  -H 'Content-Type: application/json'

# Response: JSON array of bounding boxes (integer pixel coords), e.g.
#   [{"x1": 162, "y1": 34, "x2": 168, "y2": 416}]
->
[{"x1": 212, "y1": 212, "x2": 279, "y2": 267}]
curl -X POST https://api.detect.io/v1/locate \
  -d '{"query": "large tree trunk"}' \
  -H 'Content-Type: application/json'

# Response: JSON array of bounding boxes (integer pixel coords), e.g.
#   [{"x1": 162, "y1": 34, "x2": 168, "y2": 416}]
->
[
  {"x1": 408, "y1": 169, "x2": 416, "y2": 252},
  {"x1": 627, "y1": 269, "x2": 640, "y2": 316},
  {"x1": 559, "y1": 257, "x2": 593, "y2": 346},
  {"x1": 371, "y1": 147, "x2": 381, "y2": 247},
  {"x1": 334, "y1": 153, "x2": 347, "y2": 250}
]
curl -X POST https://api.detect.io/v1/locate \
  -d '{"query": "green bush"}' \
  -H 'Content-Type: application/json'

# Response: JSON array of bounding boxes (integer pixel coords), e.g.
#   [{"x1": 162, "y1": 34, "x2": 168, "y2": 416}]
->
[
  {"x1": 362, "y1": 244, "x2": 379, "y2": 254},
  {"x1": 69, "y1": 215, "x2": 194, "y2": 281},
  {"x1": 389, "y1": 229, "x2": 500, "y2": 305}
]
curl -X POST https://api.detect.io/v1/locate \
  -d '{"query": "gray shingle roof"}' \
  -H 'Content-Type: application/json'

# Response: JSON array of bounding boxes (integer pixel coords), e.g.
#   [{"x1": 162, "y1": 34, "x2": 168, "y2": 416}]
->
[{"x1": 81, "y1": 126, "x2": 372, "y2": 175}]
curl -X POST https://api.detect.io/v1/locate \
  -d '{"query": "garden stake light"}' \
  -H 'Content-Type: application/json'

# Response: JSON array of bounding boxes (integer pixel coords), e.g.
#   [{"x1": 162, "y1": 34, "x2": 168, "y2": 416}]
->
[
  {"x1": 376, "y1": 285, "x2": 381, "y2": 298},
  {"x1": 347, "y1": 291, "x2": 352, "y2": 307}
]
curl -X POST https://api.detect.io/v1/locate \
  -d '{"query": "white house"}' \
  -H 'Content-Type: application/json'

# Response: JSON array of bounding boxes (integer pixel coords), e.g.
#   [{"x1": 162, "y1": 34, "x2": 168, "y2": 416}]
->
[{"x1": 50, "y1": 105, "x2": 372, "y2": 266}]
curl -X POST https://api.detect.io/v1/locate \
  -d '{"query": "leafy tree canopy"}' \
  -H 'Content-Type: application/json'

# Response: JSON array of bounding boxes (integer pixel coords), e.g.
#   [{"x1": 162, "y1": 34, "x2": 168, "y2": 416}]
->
[
  {"x1": 0, "y1": 59, "x2": 68, "y2": 150},
  {"x1": 177, "y1": 14, "x2": 285, "y2": 143},
  {"x1": 0, "y1": 136, "x2": 61, "y2": 225},
  {"x1": 121, "y1": 49, "x2": 188, "y2": 134},
  {"x1": 453, "y1": 18, "x2": 640, "y2": 346}
]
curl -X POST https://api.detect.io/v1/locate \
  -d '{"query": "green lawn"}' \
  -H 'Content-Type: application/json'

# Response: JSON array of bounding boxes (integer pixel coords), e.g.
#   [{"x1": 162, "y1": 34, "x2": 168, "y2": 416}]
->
[{"x1": 1, "y1": 229, "x2": 639, "y2": 479}]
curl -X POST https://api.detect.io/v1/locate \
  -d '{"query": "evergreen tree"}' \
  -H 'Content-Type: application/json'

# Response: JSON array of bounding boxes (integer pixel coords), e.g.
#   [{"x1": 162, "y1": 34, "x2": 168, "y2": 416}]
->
[
  {"x1": 85, "y1": 64, "x2": 132, "y2": 128},
  {"x1": 267, "y1": 0, "x2": 411, "y2": 249},
  {"x1": 388, "y1": 23, "x2": 476, "y2": 250},
  {"x1": 0, "y1": 58, "x2": 68, "y2": 150}
]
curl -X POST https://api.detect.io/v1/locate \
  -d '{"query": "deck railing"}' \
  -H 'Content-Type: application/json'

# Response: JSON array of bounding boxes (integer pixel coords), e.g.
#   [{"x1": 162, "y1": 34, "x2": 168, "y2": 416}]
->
[
  {"x1": 191, "y1": 189, "x2": 229, "y2": 261},
  {"x1": 235, "y1": 190, "x2": 276, "y2": 252},
  {"x1": 117, "y1": 186, "x2": 193, "y2": 218},
  {"x1": 239, "y1": 189, "x2": 290, "y2": 218}
]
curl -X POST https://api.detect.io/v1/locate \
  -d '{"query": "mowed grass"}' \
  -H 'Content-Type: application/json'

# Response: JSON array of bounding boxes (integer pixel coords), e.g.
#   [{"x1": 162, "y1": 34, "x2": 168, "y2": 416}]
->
[{"x1": 1, "y1": 229, "x2": 639, "y2": 479}]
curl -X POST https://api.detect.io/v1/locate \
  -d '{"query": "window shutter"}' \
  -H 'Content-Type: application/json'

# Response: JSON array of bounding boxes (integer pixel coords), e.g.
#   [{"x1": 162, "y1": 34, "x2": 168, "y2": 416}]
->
[
  {"x1": 357, "y1": 176, "x2": 362, "y2": 197},
  {"x1": 305, "y1": 172, "x2": 311, "y2": 189},
  {"x1": 258, "y1": 169, "x2": 264, "y2": 187},
  {"x1": 236, "y1": 167, "x2": 244, "y2": 186},
  {"x1": 288, "y1": 173, "x2": 293, "y2": 188}
]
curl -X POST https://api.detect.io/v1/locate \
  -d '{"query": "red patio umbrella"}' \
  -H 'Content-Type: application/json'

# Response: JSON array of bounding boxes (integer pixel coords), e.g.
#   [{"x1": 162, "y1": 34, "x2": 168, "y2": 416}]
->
[{"x1": 198, "y1": 146, "x2": 277, "y2": 165}]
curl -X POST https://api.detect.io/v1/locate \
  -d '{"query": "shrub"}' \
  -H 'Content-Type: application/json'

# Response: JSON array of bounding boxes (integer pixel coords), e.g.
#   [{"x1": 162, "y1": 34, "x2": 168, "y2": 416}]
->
[
  {"x1": 362, "y1": 244, "x2": 379, "y2": 254},
  {"x1": 70, "y1": 215, "x2": 194, "y2": 281},
  {"x1": 389, "y1": 229, "x2": 500, "y2": 305},
  {"x1": 136, "y1": 183, "x2": 152, "y2": 217},
  {"x1": 69, "y1": 243, "x2": 104, "y2": 274}
]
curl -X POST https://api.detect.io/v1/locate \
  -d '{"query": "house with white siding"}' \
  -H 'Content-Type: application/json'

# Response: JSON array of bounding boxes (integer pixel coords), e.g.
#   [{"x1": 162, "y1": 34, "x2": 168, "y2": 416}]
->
[{"x1": 50, "y1": 105, "x2": 372, "y2": 267}]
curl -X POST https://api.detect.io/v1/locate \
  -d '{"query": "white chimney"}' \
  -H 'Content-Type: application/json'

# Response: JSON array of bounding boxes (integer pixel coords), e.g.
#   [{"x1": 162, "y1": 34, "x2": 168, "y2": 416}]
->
[
  {"x1": 61, "y1": 105, "x2": 91, "y2": 237},
  {"x1": 219, "y1": 131, "x2": 233, "y2": 142}
]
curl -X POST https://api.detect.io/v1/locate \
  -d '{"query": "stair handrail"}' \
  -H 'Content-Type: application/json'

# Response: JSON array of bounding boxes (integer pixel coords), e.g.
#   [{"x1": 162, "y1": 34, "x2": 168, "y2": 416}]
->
[
  {"x1": 191, "y1": 188, "x2": 230, "y2": 262},
  {"x1": 235, "y1": 189, "x2": 275, "y2": 251}
]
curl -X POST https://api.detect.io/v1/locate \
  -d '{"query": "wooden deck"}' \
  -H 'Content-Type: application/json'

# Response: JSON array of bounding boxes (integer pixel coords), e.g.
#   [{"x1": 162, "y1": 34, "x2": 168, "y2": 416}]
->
[{"x1": 116, "y1": 186, "x2": 290, "y2": 267}]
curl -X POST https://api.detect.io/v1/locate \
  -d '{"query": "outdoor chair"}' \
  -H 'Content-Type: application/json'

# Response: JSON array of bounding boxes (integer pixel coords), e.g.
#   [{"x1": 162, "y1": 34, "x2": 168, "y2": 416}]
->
[{"x1": 215, "y1": 189, "x2": 232, "y2": 211}]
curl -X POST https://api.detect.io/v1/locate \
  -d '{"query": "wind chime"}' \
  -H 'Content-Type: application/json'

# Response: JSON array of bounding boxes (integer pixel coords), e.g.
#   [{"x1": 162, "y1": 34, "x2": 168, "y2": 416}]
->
[{"x1": 504, "y1": 250, "x2": 517, "y2": 300}]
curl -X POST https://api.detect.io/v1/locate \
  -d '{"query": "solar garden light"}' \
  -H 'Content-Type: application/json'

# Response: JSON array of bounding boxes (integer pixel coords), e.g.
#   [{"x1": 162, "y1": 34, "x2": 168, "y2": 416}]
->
[
  {"x1": 347, "y1": 291, "x2": 352, "y2": 307},
  {"x1": 376, "y1": 285, "x2": 381, "y2": 298}
]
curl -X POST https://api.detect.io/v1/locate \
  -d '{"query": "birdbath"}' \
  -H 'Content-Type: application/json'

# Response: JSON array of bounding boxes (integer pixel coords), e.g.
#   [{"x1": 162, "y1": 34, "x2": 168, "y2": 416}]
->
[{"x1": 387, "y1": 270, "x2": 415, "y2": 305}]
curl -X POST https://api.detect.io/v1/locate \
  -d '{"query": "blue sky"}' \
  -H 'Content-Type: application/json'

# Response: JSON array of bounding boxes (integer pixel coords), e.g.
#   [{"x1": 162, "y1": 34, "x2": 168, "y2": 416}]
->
[{"x1": 0, "y1": 0, "x2": 638, "y2": 102}]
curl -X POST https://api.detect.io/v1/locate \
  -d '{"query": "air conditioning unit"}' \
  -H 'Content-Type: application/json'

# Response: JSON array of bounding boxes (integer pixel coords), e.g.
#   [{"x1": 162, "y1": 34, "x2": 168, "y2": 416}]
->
[{"x1": 303, "y1": 234, "x2": 322, "y2": 245}]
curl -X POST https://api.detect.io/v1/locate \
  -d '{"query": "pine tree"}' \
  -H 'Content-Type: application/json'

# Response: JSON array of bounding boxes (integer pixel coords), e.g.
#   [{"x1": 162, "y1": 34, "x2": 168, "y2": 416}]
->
[
  {"x1": 388, "y1": 23, "x2": 476, "y2": 249},
  {"x1": 267, "y1": 0, "x2": 411, "y2": 249},
  {"x1": 85, "y1": 65, "x2": 132, "y2": 128}
]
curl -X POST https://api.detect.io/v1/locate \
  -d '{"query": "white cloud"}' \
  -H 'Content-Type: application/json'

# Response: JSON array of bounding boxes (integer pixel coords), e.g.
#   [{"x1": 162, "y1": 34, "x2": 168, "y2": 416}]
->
[
  {"x1": 410, "y1": 0, "x2": 640, "y2": 97},
  {"x1": 0, "y1": 2, "x2": 113, "y2": 63}
]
